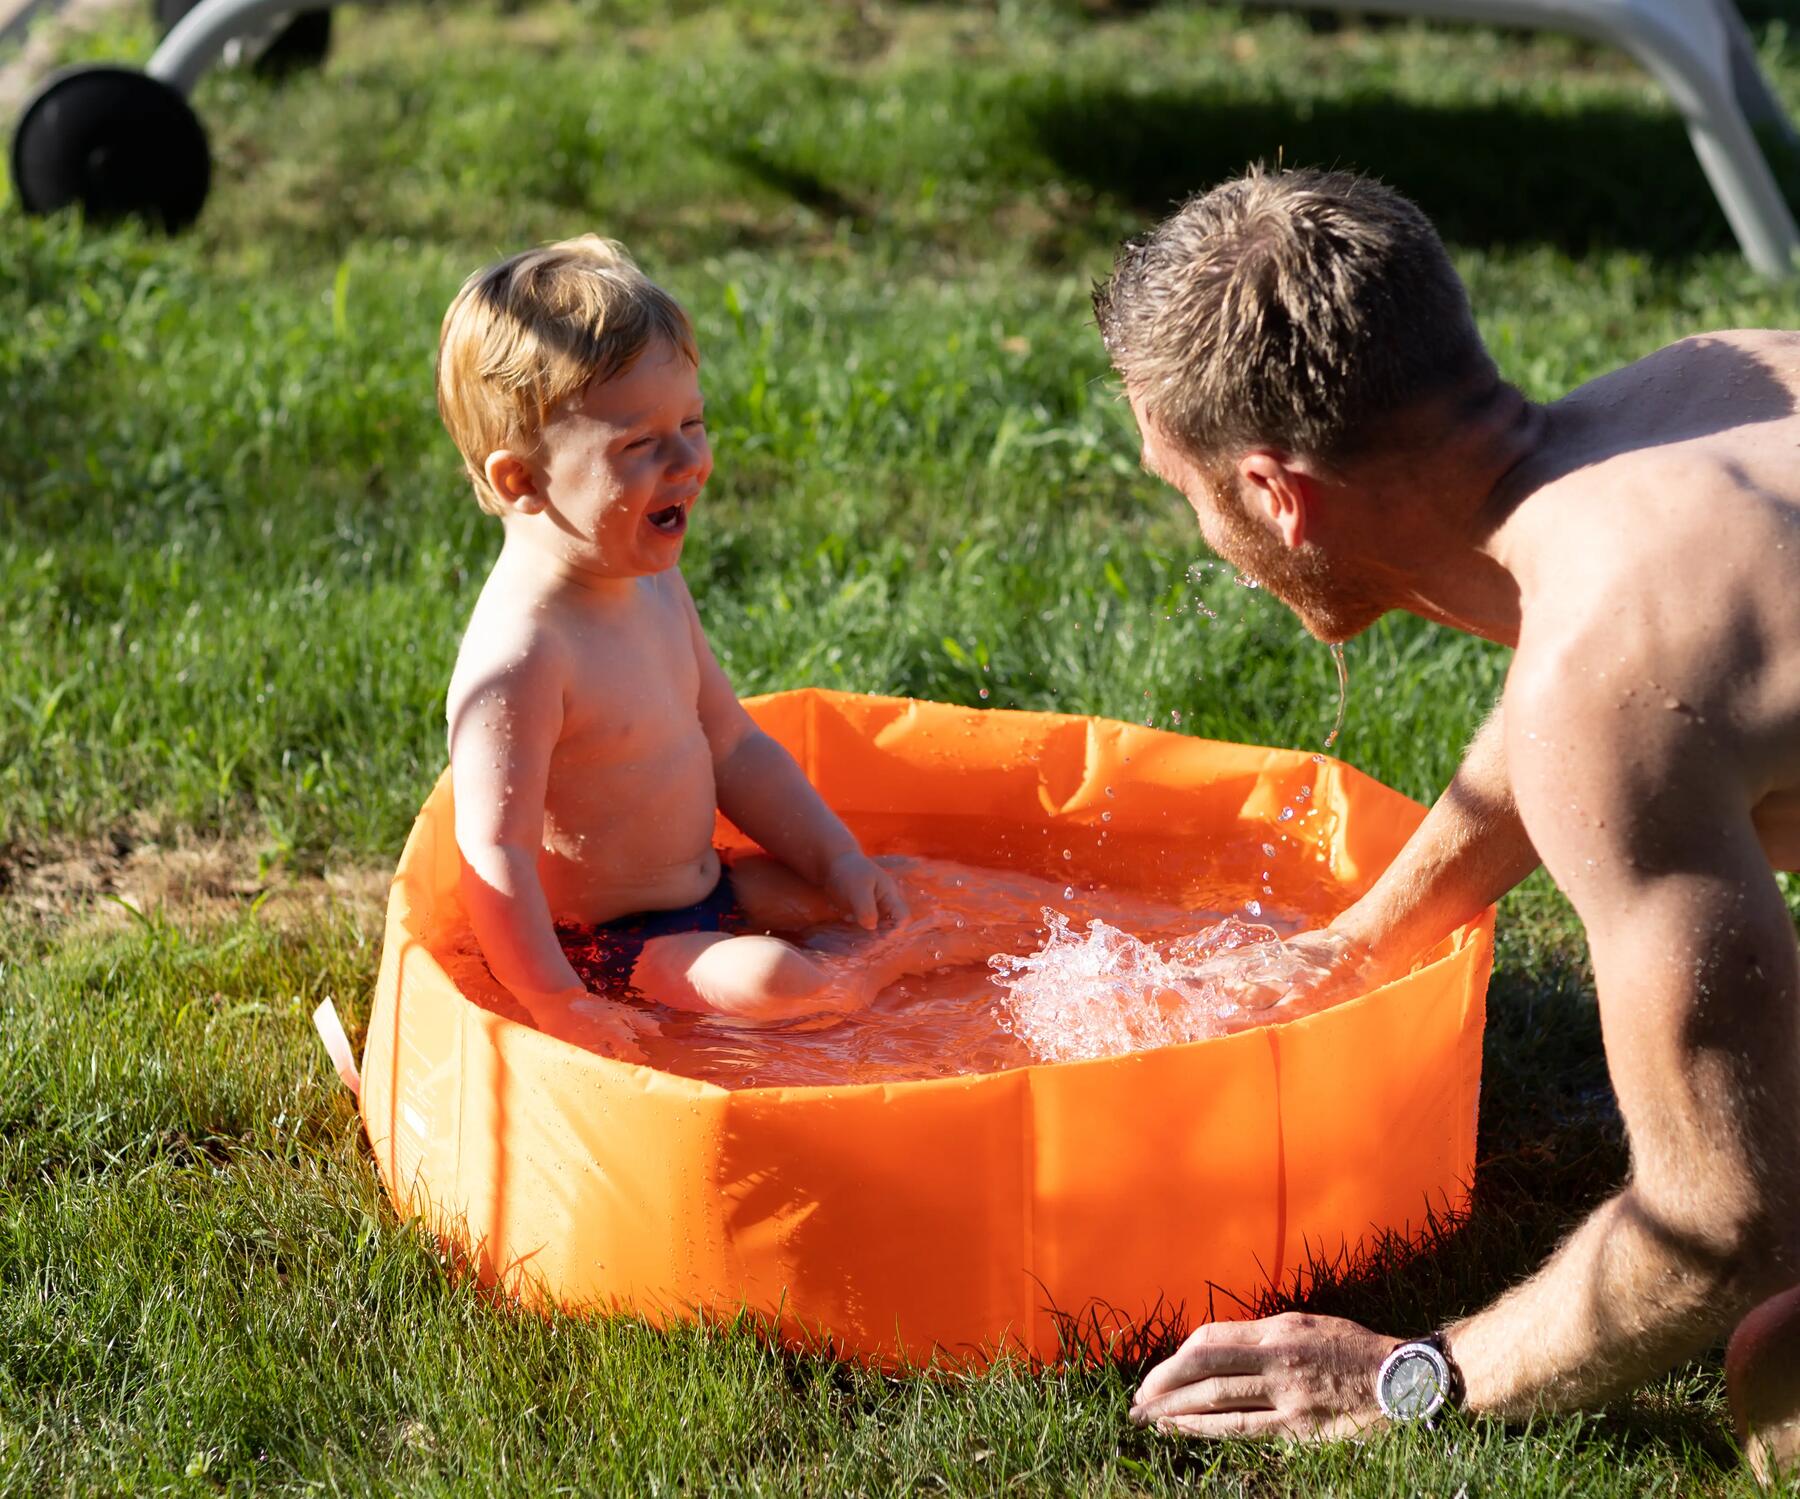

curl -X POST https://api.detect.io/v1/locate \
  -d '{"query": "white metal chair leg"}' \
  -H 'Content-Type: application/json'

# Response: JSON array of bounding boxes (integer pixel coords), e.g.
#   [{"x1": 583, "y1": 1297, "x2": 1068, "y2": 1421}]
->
[
  {"x1": 146, "y1": 0, "x2": 302, "y2": 94},
  {"x1": 1684, "y1": 98, "x2": 1799, "y2": 275},
  {"x1": 1607, "y1": 2, "x2": 1799, "y2": 275},
  {"x1": 1707, "y1": 0, "x2": 1799, "y2": 146},
  {"x1": 1238, "y1": 0, "x2": 1800, "y2": 275}
]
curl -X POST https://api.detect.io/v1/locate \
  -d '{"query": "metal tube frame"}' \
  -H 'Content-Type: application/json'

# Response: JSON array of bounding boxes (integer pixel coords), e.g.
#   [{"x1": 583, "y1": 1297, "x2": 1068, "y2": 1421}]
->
[
  {"x1": 146, "y1": 0, "x2": 305, "y2": 94},
  {"x1": 1238, "y1": 0, "x2": 1800, "y2": 276},
  {"x1": 135, "y1": 0, "x2": 1800, "y2": 274}
]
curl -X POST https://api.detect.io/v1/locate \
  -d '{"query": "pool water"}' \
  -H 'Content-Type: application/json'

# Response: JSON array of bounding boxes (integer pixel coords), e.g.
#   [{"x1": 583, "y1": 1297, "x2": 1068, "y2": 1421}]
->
[{"x1": 631, "y1": 845, "x2": 1334, "y2": 1089}]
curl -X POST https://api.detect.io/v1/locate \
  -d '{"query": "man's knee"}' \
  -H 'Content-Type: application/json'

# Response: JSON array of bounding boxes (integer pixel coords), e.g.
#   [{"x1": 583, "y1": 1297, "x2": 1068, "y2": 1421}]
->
[{"x1": 1727, "y1": 1285, "x2": 1800, "y2": 1485}]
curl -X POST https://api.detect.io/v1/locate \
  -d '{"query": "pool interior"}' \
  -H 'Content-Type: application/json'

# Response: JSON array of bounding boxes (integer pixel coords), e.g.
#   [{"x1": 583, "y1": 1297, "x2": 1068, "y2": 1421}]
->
[{"x1": 436, "y1": 810, "x2": 1394, "y2": 1089}]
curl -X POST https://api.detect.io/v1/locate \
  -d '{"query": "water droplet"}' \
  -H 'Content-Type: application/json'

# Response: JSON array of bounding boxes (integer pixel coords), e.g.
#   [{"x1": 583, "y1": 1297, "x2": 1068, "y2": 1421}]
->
[
  {"x1": 1278, "y1": 808, "x2": 1295, "y2": 822},
  {"x1": 978, "y1": 688, "x2": 989, "y2": 700},
  {"x1": 1245, "y1": 899, "x2": 1263, "y2": 916},
  {"x1": 1261, "y1": 842, "x2": 1276, "y2": 857},
  {"x1": 1101, "y1": 811, "x2": 1112, "y2": 823},
  {"x1": 1061, "y1": 849, "x2": 1072, "y2": 859},
  {"x1": 1063, "y1": 886, "x2": 1075, "y2": 899},
  {"x1": 1105, "y1": 785, "x2": 1116, "y2": 798},
  {"x1": 1170, "y1": 709, "x2": 1182, "y2": 724}
]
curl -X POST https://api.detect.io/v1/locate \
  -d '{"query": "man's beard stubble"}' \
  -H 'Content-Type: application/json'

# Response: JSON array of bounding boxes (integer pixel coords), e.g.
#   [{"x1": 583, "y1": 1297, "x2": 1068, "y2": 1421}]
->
[{"x1": 1203, "y1": 480, "x2": 1388, "y2": 645}]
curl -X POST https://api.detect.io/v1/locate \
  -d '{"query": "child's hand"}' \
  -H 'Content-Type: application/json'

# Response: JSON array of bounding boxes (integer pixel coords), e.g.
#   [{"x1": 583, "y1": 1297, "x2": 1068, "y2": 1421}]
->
[
  {"x1": 823, "y1": 851, "x2": 910, "y2": 930},
  {"x1": 521, "y1": 985, "x2": 656, "y2": 1062}
]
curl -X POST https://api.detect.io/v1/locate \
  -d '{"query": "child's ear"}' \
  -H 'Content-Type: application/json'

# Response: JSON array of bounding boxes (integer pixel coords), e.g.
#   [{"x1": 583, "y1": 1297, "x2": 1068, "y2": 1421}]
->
[{"x1": 484, "y1": 450, "x2": 546, "y2": 514}]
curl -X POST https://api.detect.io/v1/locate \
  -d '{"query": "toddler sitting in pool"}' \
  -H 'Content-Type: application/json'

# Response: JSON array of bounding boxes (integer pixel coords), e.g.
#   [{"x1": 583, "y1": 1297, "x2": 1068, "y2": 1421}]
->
[{"x1": 437, "y1": 235, "x2": 929, "y2": 1059}]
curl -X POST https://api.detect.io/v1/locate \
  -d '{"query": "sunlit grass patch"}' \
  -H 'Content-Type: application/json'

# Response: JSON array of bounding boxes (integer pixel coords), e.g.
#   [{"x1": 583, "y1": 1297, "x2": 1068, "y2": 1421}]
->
[{"x1": 6, "y1": 0, "x2": 1800, "y2": 1490}]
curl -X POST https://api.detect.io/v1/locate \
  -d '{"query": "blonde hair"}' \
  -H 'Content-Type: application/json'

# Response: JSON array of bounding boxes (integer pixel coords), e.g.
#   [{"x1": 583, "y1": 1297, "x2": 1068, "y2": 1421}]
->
[
  {"x1": 436, "y1": 235, "x2": 698, "y2": 514},
  {"x1": 1093, "y1": 167, "x2": 1489, "y2": 468}
]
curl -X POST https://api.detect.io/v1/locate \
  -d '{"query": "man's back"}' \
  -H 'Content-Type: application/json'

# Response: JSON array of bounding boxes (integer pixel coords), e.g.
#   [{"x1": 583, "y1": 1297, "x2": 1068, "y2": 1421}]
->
[{"x1": 1505, "y1": 330, "x2": 1800, "y2": 865}]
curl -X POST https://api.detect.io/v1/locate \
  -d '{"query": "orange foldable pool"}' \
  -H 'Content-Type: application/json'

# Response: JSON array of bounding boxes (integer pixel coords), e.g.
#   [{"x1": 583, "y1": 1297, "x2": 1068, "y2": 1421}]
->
[{"x1": 359, "y1": 689, "x2": 1491, "y2": 1366}]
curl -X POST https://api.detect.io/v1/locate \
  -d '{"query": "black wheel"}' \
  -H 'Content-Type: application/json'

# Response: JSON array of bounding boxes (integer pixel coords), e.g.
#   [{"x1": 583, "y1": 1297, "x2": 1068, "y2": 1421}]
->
[
  {"x1": 10, "y1": 65, "x2": 211, "y2": 231},
  {"x1": 151, "y1": 0, "x2": 332, "y2": 76}
]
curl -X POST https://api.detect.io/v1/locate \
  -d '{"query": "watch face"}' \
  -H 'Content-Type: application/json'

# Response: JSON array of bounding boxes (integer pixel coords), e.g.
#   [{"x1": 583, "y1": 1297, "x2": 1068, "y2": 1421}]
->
[{"x1": 1382, "y1": 1349, "x2": 1446, "y2": 1420}]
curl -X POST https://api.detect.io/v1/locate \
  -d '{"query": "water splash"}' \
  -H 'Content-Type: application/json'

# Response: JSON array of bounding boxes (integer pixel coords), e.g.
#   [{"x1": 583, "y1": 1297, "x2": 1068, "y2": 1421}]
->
[{"x1": 990, "y1": 913, "x2": 1309, "y2": 1062}]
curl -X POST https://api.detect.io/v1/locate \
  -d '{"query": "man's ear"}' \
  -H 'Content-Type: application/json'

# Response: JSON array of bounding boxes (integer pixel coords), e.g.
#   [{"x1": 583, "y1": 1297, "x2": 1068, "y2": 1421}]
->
[
  {"x1": 1237, "y1": 451, "x2": 1312, "y2": 549},
  {"x1": 483, "y1": 450, "x2": 546, "y2": 514}
]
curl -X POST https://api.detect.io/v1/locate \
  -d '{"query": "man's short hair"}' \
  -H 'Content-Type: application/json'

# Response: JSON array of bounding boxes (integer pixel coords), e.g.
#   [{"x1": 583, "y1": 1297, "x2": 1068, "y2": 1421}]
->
[
  {"x1": 1093, "y1": 167, "x2": 1489, "y2": 468},
  {"x1": 437, "y1": 235, "x2": 698, "y2": 514}
]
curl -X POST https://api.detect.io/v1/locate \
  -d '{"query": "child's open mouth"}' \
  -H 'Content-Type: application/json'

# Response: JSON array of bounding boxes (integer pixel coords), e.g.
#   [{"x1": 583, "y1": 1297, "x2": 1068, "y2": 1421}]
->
[{"x1": 646, "y1": 501, "x2": 688, "y2": 536}]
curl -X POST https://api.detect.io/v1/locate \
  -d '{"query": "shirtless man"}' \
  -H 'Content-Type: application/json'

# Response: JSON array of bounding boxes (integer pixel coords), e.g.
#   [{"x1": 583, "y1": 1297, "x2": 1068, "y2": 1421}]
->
[{"x1": 1091, "y1": 167, "x2": 1800, "y2": 1479}]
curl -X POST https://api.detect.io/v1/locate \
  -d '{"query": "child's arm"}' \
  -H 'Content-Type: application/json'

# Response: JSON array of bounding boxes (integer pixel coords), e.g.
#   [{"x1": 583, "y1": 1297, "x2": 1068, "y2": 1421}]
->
[
  {"x1": 676, "y1": 578, "x2": 907, "y2": 928},
  {"x1": 448, "y1": 641, "x2": 588, "y2": 1004}
]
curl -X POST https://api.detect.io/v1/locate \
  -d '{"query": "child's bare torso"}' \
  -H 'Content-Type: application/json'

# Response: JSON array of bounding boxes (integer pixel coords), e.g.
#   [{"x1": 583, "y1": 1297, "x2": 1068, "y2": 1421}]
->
[{"x1": 449, "y1": 563, "x2": 722, "y2": 926}]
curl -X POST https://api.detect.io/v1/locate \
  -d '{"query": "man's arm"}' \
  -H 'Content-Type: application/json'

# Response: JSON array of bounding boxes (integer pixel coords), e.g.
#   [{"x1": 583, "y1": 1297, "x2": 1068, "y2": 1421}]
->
[
  {"x1": 1328, "y1": 703, "x2": 1540, "y2": 978},
  {"x1": 1205, "y1": 706, "x2": 1538, "y2": 1016},
  {"x1": 1131, "y1": 666, "x2": 1800, "y2": 1439},
  {"x1": 1446, "y1": 672, "x2": 1800, "y2": 1411}
]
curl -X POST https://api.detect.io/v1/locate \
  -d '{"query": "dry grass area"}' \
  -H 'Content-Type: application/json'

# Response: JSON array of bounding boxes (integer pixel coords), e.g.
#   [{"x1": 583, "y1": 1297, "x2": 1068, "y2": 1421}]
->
[{"x1": 0, "y1": 829, "x2": 389, "y2": 934}]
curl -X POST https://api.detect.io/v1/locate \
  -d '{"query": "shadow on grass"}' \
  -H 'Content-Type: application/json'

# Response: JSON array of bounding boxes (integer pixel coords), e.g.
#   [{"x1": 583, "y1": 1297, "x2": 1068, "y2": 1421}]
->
[
  {"x1": 714, "y1": 140, "x2": 873, "y2": 228},
  {"x1": 1023, "y1": 80, "x2": 1800, "y2": 260}
]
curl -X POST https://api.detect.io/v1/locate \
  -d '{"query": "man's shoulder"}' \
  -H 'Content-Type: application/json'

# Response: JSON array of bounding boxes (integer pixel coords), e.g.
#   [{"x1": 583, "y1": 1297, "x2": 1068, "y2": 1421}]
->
[
  {"x1": 1504, "y1": 585, "x2": 1733, "y2": 799},
  {"x1": 1551, "y1": 330, "x2": 1800, "y2": 455},
  {"x1": 1570, "y1": 327, "x2": 1800, "y2": 387}
]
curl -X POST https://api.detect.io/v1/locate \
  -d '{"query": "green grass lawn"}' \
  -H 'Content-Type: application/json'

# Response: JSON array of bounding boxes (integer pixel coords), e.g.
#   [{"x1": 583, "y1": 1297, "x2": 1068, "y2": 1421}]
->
[{"x1": 6, "y1": 0, "x2": 1800, "y2": 1491}]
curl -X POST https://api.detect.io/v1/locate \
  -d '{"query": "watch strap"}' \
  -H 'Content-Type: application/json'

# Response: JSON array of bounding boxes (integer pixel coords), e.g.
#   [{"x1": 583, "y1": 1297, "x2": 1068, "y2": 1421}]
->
[{"x1": 1424, "y1": 1329, "x2": 1466, "y2": 1411}]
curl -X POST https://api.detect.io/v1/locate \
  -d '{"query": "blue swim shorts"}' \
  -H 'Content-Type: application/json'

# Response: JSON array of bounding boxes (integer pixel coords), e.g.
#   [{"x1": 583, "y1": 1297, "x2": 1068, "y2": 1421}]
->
[{"x1": 557, "y1": 865, "x2": 746, "y2": 1000}]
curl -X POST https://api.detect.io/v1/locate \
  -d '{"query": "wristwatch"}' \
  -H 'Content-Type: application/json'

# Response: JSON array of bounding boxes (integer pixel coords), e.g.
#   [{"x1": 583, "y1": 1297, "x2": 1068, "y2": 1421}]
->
[{"x1": 1375, "y1": 1331, "x2": 1464, "y2": 1424}]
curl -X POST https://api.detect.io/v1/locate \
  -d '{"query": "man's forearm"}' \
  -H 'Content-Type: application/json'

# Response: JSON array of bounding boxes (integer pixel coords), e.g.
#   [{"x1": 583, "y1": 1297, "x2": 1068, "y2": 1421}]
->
[
  {"x1": 1331, "y1": 706, "x2": 1538, "y2": 973},
  {"x1": 1447, "y1": 812, "x2": 1800, "y2": 1419},
  {"x1": 1451, "y1": 1185, "x2": 1773, "y2": 1416}
]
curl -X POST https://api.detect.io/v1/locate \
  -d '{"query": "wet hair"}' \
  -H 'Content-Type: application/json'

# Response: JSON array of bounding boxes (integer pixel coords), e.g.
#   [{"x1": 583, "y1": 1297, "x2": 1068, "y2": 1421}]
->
[
  {"x1": 436, "y1": 235, "x2": 698, "y2": 514},
  {"x1": 1092, "y1": 166, "x2": 1490, "y2": 468}
]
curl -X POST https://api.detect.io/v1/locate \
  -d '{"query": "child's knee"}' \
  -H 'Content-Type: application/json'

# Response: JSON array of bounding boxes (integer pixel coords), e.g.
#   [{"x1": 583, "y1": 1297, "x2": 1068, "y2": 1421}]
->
[
  {"x1": 636, "y1": 932, "x2": 852, "y2": 1018},
  {"x1": 714, "y1": 935, "x2": 828, "y2": 1004}
]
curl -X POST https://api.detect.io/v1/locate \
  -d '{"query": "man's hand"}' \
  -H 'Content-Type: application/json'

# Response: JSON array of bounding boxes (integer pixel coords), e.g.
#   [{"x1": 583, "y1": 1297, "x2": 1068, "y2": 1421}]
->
[
  {"x1": 822, "y1": 850, "x2": 910, "y2": 929},
  {"x1": 1130, "y1": 1312, "x2": 1392, "y2": 1440},
  {"x1": 1168, "y1": 928, "x2": 1373, "y2": 1023}
]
